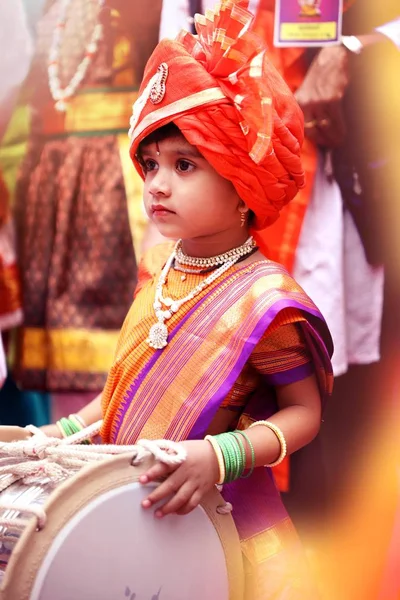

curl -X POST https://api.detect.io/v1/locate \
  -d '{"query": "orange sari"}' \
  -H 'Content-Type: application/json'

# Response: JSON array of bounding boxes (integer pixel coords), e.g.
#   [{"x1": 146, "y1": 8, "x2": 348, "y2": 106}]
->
[{"x1": 101, "y1": 244, "x2": 333, "y2": 598}]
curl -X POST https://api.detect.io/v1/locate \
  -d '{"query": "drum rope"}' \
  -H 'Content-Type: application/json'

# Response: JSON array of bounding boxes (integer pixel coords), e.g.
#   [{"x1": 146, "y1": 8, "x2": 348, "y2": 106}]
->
[
  {"x1": 0, "y1": 503, "x2": 46, "y2": 530},
  {"x1": 0, "y1": 422, "x2": 232, "y2": 539},
  {"x1": 0, "y1": 423, "x2": 188, "y2": 535}
]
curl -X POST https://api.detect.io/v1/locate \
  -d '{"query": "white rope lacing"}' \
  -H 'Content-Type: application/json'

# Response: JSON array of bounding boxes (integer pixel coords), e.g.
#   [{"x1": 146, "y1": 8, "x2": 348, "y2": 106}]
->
[
  {"x1": 0, "y1": 420, "x2": 232, "y2": 546},
  {"x1": 215, "y1": 484, "x2": 233, "y2": 515},
  {"x1": 0, "y1": 503, "x2": 47, "y2": 531},
  {"x1": 0, "y1": 421, "x2": 187, "y2": 535}
]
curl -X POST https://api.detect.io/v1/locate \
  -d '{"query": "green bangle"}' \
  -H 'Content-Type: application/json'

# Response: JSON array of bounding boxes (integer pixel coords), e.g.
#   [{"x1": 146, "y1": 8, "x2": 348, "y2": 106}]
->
[
  {"x1": 226, "y1": 434, "x2": 242, "y2": 481},
  {"x1": 58, "y1": 417, "x2": 77, "y2": 437},
  {"x1": 214, "y1": 432, "x2": 247, "y2": 483},
  {"x1": 57, "y1": 416, "x2": 92, "y2": 444},
  {"x1": 231, "y1": 432, "x2": 246, "y2": 480},
  {"x1": 68, "y1": 415, "x2": 91, "y2": 444},
  {"x1": 234, "y1": 430, "x2": 256, "y2": 479}
]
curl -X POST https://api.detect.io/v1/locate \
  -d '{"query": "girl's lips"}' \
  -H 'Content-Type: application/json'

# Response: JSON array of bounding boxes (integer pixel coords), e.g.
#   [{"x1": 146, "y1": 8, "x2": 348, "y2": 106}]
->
[
  {"x1": 151, "y1": 204, "x2": 175, "y2": 217},
  {"x1": 152, "y1": 209, "x2": 175, "y2": 217}
]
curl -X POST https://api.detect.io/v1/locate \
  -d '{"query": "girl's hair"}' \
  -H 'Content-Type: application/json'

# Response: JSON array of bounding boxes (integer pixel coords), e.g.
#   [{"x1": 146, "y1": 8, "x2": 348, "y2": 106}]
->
[{"x1": 137, "y1": 122, "x2": 182, "y2": 159}]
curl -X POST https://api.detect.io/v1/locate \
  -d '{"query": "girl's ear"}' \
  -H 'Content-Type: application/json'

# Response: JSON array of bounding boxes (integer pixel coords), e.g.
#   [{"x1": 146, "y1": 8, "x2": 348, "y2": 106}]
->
[{"x1": 237, "y1": 199, "x2": 250, "y2": 214}]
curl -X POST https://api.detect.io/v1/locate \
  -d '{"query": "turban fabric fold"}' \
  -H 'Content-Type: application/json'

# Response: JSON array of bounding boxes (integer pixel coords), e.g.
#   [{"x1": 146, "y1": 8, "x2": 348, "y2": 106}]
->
[{"x1": 129, "y1": 0, "x2": 305, "y2": 231}]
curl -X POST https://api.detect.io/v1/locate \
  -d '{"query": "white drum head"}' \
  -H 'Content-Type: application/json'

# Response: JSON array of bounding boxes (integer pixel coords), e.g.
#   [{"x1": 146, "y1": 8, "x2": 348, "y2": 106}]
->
[
  {"x1": 31, "y1": 482, "x2": 229, "y2": 600},
  {"x1": 0, "y1": 454, "x2": 244, "y2": 600}
]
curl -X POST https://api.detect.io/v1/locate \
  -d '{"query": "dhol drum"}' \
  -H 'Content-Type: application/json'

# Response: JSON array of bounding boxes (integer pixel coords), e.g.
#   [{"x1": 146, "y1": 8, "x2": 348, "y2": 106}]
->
[{"x1": 0, "y1": 424, "x2": 244, "y2": 600}]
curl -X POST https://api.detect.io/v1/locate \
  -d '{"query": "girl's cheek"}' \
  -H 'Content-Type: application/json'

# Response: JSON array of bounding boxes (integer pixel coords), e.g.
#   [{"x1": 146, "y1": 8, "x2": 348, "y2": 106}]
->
[{"x1": 142, "y1": 198, "x2": 152, "y2": 217}]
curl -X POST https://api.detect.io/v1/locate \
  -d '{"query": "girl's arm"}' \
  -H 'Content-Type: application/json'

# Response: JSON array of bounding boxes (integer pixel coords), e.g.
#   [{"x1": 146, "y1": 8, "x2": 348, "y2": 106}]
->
[
  {"x1": 140, "y1": 373, "x2": 322, "y2": 517},
  {"x1": 76, "y1": 392, "x2": 103, "y2": 426},
  {"x1": 242, "y1": 374, "x2": 322, "y2": 468},
  {"x1": 40, "y1": 392, "x2": 103, "y2": 438}
]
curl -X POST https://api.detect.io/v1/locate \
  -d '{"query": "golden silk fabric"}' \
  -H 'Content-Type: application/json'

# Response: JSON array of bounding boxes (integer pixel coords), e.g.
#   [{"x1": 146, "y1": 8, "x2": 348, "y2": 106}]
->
[
  {"x1": 220, "y1": 312, "x2": 312, "y2": 410},
  {"x1": 100, "y1": 243, "x2": 332, "y2": 598},
  {"x1": 101, "y1": 243, "x2": 333, "y2": 444}
]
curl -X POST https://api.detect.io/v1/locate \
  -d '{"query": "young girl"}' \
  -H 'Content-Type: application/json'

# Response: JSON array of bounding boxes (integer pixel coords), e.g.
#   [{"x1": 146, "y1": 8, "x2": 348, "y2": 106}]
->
[{"x1": 43, "y1": 1, "x2": 333, "y2": 596}]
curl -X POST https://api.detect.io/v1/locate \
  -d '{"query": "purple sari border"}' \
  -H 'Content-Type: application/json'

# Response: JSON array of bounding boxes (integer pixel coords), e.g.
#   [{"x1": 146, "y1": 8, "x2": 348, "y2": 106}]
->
[
  {"x1": 266, "y1": 361, "x2": 314, "y2": 387},
  {"x1": 112, "y1": 261, "x2": 264, "y2": 442},
  {"x1": 112, "y1": 260, "x2": 333, "y2": 443},
  {"x1": 300, "y1": 317, "x2": 333, "y2": 359},
  {"x1": 188, "y1": 297, "x2": 331, "y2": 439}
]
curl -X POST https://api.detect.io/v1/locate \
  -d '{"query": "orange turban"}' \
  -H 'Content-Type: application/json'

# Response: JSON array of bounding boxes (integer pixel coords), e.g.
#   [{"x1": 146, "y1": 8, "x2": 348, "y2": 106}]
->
[{"x1": 129, "y1": 0, "x2": 305, "y2": 231}]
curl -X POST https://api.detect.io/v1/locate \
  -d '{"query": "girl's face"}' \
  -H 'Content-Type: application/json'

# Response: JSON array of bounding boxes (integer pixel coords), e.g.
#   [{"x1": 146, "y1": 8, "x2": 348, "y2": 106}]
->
[{"x1": 140, "y1": 133, "x2": 247, "y2": 245}]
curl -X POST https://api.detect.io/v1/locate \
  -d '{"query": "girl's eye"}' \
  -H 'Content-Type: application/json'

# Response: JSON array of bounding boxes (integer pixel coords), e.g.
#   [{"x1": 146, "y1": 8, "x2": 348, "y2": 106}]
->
[
  {"x1": 142, "y1": 159, "x2": 158, "y2": 173},
  {"x1": 176, "y1": 159, "x2": 195, "y2": 173}
]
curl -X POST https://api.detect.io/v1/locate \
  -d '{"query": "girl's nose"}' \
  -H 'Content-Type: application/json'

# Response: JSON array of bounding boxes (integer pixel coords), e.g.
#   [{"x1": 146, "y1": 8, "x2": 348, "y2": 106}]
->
[{"x1": 148, "y1": 168, "x2": 171, "y2": 197}]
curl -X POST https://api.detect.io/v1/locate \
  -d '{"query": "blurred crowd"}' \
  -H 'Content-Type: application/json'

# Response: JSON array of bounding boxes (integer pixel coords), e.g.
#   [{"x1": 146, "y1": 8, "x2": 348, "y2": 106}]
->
[{"x1": 0, "y1": 1, "x2": 399, "y2": 599}]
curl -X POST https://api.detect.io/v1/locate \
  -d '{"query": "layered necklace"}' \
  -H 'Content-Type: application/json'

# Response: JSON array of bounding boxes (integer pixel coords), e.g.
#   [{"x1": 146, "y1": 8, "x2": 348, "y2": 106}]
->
[
  {"x1": 147, "y1": 237, "x2": 256, "y2": 350},
  {"x1": 48, "y1": 0, "x2": 105, "y2": 112}
]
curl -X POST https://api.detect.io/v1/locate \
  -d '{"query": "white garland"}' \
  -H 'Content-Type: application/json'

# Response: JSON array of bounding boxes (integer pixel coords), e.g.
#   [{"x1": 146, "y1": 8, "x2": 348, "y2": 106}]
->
[{"x1": 47, "y1": 0, "x2": 105, "y2": 112}]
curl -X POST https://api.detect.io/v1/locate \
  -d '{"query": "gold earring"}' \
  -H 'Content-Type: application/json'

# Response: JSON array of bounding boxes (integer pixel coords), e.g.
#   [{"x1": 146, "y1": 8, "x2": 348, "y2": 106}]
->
[{"x1": 240, "y1": 211, "x2": 246, "y2": 228}]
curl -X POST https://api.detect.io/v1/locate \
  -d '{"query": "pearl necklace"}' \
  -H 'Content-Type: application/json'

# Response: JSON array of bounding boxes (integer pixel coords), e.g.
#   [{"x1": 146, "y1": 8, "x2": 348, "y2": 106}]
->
[
  {"x1": 48, "y1": 0, "x2": 105, "y2": 112},
  {"x1": 173, "y1": 262, "x2": 206, "y2": 281},
  {"x1": 175, "y1": 237, "x2": 256, "y2": 268},
  {"x1": 147, "y1": 237, "x2": 255, "y2": 349}
]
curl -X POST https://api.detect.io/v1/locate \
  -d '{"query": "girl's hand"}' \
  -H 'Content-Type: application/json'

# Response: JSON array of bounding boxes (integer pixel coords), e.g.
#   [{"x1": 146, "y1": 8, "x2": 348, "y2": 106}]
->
[
  {"x1": 40, "y1": 423, "x2": 63, "y2": 438},
  {"x1": 296, "y1": 45, "x2": 350, "y2": 148},
  {"x1": 140, "y1": 440, "x2": 219, "y2": 517}
]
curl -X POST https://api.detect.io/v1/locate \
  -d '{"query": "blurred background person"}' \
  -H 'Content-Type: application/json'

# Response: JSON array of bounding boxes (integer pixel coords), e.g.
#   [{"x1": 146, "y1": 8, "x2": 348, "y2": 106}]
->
[
  {"x1": 0, "y1": 0, "x2": 37, "y2": 415},
  {"x1": 9, "y1": 0, "x2": 163, "y2": 422},
  {"x1": 251, "y1": 9, "x2": 400, "y2": 599},
  {"x1": 272, "y1": 7, "x2": 400, "y2": 530},
  {"x1": 0, "y1": 341, "x2": 5, "y2": 390}
]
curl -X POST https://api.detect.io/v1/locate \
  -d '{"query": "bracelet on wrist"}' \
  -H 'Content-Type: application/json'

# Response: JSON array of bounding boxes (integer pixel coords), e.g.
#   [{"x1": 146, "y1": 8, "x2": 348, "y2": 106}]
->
[
  {"x1": 206, "y1": 429, "x2": 256, "y2": 484},
  {"x1": 234, "y1": 430, "x2": 255, "y2": 479},
  {"x1": 56, "y1": 415, "x2": 91, "y2": 444},
  {"x1": 341, "y1": 35, "x2": 363, "y2": 54},
  {"x1": 205, "y1": 435, "x2": 226, "y2": 485},
  {"x1": 69, "y1": 413, "x2": 87, "y2": 430},
  {"x1": 248, "y1": 420, "x2": 287, "y2": 467},
  {"x1": 56, "y1": 420, "x2": 68, "y2": 438}
]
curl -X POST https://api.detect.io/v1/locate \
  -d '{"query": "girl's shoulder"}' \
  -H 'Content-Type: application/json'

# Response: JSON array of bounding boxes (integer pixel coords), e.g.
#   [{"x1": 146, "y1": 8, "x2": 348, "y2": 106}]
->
[
  {"x1": 238, "y1": 255, "x2": 317, "y2": 311},
  {"x1": 239, "y1": 253, "x2": 295, "y2": 285},
  {"x1": 140, "y1": 242, "x2": 175, "y2": 274},
  {"x1": 134, "y1": 242, "x2": 174, "y2": 297}
]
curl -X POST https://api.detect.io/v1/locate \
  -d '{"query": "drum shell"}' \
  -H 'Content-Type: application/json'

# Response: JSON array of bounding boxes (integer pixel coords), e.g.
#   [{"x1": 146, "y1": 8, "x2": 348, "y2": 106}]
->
[{"x1": 0, "y1": 448, "x2": 244, "y2": 600}]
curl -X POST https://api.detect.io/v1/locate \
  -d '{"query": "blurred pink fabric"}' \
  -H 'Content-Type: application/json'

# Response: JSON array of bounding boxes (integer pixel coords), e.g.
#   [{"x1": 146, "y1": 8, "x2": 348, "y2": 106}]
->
[
  {"x1": 0, "y1": 0, "x2": 32, "y2": 105},
  {"x1": 51, "y1": 392, "x2": 97, "y2": 422},
  {"x1": 0, "y1": 339, "x2": 6, "y2": 390}
]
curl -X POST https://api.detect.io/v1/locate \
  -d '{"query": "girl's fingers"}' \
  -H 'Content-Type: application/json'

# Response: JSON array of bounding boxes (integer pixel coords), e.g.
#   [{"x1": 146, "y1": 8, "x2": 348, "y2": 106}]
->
[
  {"x1": 175, "y1": 490, "x2": 203, "y2": 516},
  {"x1": 139, "y1": 460, "x2": 175, "y2": 484},
  {"x1": 141, "y1": 470, "x2": 184, "y2": 508},
  {"x1": 154, "y1": 481, "x2": 197, "y2": 517}
]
